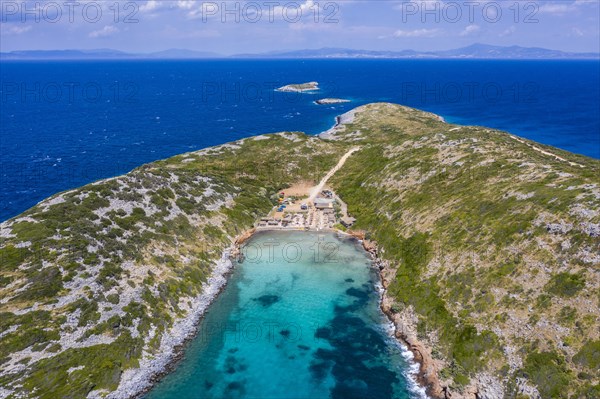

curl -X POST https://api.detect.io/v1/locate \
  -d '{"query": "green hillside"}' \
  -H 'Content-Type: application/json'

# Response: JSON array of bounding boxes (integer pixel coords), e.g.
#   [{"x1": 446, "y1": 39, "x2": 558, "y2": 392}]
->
[{"x1": 1, "y1": 104, "x2": 598, "y2": 398}]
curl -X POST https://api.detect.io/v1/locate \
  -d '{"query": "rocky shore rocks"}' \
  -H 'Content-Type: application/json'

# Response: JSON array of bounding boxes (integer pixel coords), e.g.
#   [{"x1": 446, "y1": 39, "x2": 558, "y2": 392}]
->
[
  {"x1": 95, "y1": 250, "x2": 235, "y2": 399},
  {"x1": 357, "y1": 232, "x2": 506, "y2": 399},
  {"x1": 346, "y1": 230, "x2": 447, "y2": 398}
]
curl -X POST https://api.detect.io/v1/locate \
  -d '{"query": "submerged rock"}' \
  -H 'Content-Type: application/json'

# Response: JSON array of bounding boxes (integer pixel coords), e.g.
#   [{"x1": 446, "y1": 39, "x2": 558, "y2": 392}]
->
[{"x1": 253, "y1": 294, "x2": 280, "y2": 307}]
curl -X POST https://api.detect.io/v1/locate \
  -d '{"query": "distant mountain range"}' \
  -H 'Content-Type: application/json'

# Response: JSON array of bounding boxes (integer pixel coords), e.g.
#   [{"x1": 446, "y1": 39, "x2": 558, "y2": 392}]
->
[
  {"x1": 2, "y1": 44, "x2": 598, "y2": 60},
  {"x1": 0, "y1": 48, "x2": 221, "y2": 60}
]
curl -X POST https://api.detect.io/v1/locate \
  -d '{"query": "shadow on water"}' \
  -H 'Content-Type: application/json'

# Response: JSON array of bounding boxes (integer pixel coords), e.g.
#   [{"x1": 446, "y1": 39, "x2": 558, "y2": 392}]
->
[{"x1": 311, "y1": 285, "x2": 399, "y2": 399}]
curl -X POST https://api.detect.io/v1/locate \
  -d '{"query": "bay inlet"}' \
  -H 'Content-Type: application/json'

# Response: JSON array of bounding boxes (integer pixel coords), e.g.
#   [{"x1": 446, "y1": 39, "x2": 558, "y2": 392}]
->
[{"x1": 145, "y1": 230, "x2": 422, "y2": 399}]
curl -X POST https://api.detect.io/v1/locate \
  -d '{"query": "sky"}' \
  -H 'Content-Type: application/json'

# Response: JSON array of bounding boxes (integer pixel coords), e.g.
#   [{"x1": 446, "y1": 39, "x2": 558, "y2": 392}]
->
[{"x1": 1, "y1": 0, "x2": 599, "y2": 54}]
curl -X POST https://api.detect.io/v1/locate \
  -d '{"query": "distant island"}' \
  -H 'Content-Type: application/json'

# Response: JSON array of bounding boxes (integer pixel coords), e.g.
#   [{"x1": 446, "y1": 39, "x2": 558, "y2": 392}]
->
[
  {"x1": 315, "y1": 98, "x2": 351, "y2": 105},
  {"x1": 276, "y1": 82, "x2": 320, "y2": 92},
  {"x1": 1, "y1": 103, "x2": 599, "y2": 399},
  {"x1": 2, "y1": 44, "x2": 599, "y2": 60}
]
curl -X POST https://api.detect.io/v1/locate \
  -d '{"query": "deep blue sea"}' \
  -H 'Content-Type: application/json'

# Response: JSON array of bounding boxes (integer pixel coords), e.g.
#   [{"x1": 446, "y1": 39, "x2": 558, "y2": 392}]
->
[{"x1": 1, "y1": 59, "x2": 599, "y2": 221}]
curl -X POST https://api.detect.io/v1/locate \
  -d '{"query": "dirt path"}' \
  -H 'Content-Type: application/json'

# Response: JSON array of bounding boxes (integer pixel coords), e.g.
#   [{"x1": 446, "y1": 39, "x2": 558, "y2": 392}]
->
[
  {"x1": 509, "y1": 135, "x2": 584, "y2": 168},
  {"x1": 309, "y1": 147, "x2": 360, "y2": 202}
]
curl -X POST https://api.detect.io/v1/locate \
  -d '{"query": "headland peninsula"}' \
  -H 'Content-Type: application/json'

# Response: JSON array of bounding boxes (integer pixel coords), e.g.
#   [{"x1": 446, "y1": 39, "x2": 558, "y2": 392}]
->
[{"x1": 1, "y1": 103, "x2": 599, "y2": 399}]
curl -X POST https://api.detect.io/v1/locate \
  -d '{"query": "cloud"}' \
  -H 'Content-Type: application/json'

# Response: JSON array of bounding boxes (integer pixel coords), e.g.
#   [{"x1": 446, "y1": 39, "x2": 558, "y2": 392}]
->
[
  {"x1": 1, "y1": 25, "x2": 32, "y2": 35},
  {"x1": 267, "y1": 0, "x2": 328, "y2": 23},
  {"x1": 139, "y1": 0, "x2": 165, "y2": 12},
  {"x1": 571, "y1": 27, "x2": 584, "y2": 37},
  {"x1": 499, "y1": 26, "x2": 516, "y2": 37},
  {"x1": 539, "y1": 0, "x2": 596, "y2": 15},
  {"x1": 460, "y1": 24, "x2": 480, "y2": 36},
  {"x1": 538, "y1": 3, "x2": 571, "y2": 15},
  {"x1": 176, "y1": 0, "x2": 196, "y2": 10},
  {"x1": 393, "y1": 28, "x2": 441, "y2": 38},
  {"x1": 89, "y1": 25, "x2": 119, "y2": 38},
  {"x1": 139, "y1": 0, "x2": 179, "y2": 17}
]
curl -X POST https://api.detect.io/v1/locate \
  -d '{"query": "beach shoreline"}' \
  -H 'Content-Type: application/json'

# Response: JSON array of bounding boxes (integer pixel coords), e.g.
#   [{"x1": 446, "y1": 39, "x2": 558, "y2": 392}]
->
[{"x1": 110, "y1": 226, "x2": 436, "y2": 399}]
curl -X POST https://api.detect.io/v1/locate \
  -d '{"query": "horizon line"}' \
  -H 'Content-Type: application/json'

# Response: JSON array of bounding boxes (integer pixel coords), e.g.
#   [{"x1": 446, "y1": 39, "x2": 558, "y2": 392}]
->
[{"x1": 0, "y1": 43, "x2": 600, "y2": 61}]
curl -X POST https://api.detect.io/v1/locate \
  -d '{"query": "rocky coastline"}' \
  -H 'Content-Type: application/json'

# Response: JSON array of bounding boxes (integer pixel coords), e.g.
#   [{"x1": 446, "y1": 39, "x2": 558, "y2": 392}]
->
[
  {"x1": 101, "y1": 227, "x2": 262, "y2": 399},
  {"x1": 353, "y1": 230, "x2": 520, "y2": 399},
  {"x1": 347, "y1": 230, "x2": 447, "y2": 399},
  {"x1": 97, "y1": 233, "x2": 254, "y2": 399},
  {"x1": 4, "y1": 102, "x2": 597, "y2": 399}
]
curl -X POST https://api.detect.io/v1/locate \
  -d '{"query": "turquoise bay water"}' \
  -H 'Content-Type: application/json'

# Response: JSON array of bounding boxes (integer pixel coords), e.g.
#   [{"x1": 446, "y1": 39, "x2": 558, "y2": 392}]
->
[{"x1": 146, "y1": 231, "x2": 419, "y2": 399}]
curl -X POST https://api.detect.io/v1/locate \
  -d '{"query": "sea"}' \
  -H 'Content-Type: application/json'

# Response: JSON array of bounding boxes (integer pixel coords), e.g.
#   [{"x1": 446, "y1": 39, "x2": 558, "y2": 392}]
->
[{"x1": 1, "y1": 59, "x2": 599, "y2": 222}]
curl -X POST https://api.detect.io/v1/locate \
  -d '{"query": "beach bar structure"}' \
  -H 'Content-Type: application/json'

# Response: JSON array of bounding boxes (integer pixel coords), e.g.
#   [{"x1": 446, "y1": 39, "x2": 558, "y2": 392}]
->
[{"x1": 313, "y1": 198, "x2": 335, "y2": 210}]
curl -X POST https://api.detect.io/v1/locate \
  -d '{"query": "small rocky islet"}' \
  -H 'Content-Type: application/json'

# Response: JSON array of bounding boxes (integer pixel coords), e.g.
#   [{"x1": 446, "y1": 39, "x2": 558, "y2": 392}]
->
[
  {"x1": 315, "y1": 98, "x2": 351, "y2": 105},
  {"x1": 275, "y1": 81, "x2": 320, "y2": 92}
]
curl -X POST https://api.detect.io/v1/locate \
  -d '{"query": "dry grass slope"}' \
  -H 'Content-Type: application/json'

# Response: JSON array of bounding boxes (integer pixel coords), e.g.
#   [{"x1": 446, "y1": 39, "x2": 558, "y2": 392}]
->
[{"x1": 327, "y1": 103, "x2": 599, "y2": 398}]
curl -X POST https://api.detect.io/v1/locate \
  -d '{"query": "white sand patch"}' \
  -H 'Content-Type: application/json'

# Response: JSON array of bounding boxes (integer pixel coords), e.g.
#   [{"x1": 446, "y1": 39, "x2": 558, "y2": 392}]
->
[
  {"x1": 318, "y1": 108, "x2": 359, "y2": 140},
  {"x1": 43, "y1": 194, "x2": 67, "y2": 207},
  {"x1": 277, "y1": 132, "x2": 303, "y2": 142},
  {"x1": 569, "y1": 204, "x2": 599, "y2": 220},
  {"x1": 0, "y1": 223, "x2": 14, "y2": 238},
  {"x1": 515, "y1": 192, "x2": 535, "y2": 200},
  {"x1": 0, "y1": 387, "x2": 13, "y2": 399},
  {"x1": 0, "y1": 325, "x2": 18, "y2": 339},
  {"x1": 206, "y1": 194, "x2": 234, "y2": 211},
  {"x1": 93, "y1": 199, "x2": 136, "y2": 219},
  {"x1": 12, "y1": 216, "x2": 38, "y2": 224},
  {"x1": 218, "y1": 143, "x2": 241, "y2": 150}
]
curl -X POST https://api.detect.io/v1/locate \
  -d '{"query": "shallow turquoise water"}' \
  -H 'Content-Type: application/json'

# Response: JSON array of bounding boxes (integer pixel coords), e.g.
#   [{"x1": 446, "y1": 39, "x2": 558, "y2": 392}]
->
[{"x1": 146, "y1": 231, "x2": 418, "y2": 399}]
